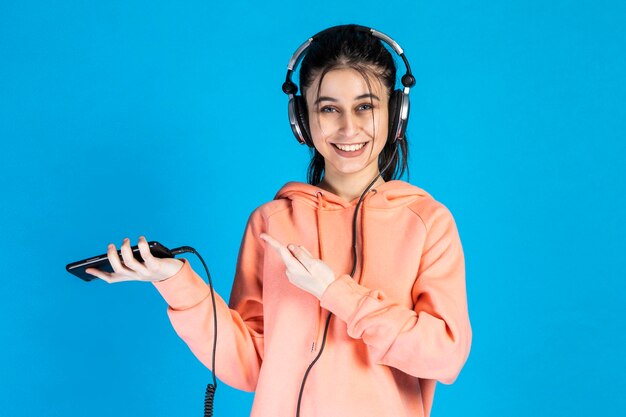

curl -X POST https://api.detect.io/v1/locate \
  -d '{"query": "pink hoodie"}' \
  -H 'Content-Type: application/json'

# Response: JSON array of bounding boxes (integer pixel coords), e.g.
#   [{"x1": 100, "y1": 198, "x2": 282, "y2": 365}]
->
[{"x1": 153, "y1": 180, "x2": 472, "y2": 417}]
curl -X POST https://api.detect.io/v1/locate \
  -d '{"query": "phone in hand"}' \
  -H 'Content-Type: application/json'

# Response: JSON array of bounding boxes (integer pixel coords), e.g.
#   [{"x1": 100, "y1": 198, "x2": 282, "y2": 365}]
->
[{"x1": 66, "y1": 241, "x2": 174, "y2": 282}]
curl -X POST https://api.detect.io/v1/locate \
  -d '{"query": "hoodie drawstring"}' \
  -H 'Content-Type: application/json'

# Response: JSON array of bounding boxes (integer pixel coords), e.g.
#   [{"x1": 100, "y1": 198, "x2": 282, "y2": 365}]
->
[
  {"x1": 358, "y1": 188, "x2": 377, "y2": 285},
  {"x1": 311, "y1": 191, "x2": 327, "y2": 353},
  {"x1": 315, "y1": 191, "x2": 325, "y2": 262}
]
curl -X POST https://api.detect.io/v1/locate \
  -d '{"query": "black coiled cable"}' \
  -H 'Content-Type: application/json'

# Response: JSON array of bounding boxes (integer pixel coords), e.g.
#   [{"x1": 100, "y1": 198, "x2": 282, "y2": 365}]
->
[
  {"x1": 170, "y1": 246, "x2": 218, "y2": 417},
  {"x1": 204, "y1": 383, "x2": 217, "y2": 416}
]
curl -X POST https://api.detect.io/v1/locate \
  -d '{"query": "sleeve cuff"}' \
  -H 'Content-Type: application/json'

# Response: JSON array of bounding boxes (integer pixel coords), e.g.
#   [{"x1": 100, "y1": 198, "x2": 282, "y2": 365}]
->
[
  {"x1": 319, "y1": 274, "x2": 370, "y2": 323},
  {"x1": 152, "y1": 258, "x2": 211, "y2": 310}
]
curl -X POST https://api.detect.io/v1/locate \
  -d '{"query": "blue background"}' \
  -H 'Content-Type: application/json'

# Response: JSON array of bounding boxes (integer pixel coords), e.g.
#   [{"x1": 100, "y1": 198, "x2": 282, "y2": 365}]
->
[{"x1": 1, "y1": 1, "x2": 624, "y2": 416}]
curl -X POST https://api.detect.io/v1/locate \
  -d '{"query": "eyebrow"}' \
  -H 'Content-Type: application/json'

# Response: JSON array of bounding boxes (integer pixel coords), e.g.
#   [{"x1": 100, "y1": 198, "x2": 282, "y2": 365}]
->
[{"x1": 314, "y1": 93, "x2": 380, "y2": 105}]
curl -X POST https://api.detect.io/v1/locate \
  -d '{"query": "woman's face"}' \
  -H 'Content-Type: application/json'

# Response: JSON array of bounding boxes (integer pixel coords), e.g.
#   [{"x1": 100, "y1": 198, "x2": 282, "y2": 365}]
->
[{"x1": 305, "y1": 67, "x2": 389, "y2": 181}]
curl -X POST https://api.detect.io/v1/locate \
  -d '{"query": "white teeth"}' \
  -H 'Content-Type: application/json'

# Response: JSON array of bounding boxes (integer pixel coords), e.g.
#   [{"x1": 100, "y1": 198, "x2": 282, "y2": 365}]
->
[{"x1": 335, "y1": 142, "x2": 366, "y2": 152}]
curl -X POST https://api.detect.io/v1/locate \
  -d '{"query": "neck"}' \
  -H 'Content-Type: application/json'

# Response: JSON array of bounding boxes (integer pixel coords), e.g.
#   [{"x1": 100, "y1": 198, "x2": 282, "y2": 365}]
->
[{"x1": 318, "y1": 169, "x2": 386, "y2": 202}]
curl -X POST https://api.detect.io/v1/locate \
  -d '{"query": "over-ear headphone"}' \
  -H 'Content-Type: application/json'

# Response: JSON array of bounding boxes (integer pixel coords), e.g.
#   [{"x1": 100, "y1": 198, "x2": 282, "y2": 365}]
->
[{"x1": 282, "y1": 24, "x2": 416, "y2": 148}]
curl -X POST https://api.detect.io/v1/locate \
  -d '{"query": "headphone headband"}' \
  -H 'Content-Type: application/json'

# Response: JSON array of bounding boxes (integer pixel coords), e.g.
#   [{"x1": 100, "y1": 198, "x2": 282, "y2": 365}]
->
[{"x1": 283, "y1": 25, "x2": 415, "y2": 96}]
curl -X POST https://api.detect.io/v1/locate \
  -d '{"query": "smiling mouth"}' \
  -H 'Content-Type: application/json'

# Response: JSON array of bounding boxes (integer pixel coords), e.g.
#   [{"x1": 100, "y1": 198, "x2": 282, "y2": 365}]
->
[{"x1": 332, "y1": 142, "x2": 368, "y2": 152}]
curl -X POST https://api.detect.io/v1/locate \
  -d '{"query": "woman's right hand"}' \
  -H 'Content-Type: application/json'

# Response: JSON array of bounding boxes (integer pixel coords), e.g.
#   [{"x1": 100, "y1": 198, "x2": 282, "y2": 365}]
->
[{"x1": 84, "y1": 236, "x2": 184, "y2": 283}]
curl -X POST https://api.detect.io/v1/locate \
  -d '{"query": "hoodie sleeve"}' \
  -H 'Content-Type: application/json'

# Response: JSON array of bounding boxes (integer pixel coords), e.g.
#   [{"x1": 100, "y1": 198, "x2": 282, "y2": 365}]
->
[
  {"x1": 152, "y1": 209, "x2": 265, "y2": 392},
  {"x1": 319, "y1": 203, "x2": 471, "y2": 384}
]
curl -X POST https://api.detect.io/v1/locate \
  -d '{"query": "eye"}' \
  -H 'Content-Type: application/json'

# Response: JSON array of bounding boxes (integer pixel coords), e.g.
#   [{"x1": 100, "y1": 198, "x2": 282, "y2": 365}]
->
[
  {"x1": 357, "y1": 103, "x2": 374, "y2": 111},
  {"x1": 320, "y1": 106, "x2": 338, "y2": 113}
]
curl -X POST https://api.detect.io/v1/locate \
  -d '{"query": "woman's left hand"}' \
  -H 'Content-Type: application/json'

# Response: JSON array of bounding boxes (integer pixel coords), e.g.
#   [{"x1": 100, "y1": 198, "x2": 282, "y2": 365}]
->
[{"x1": 259, "y1": 233, "x2": 336, "y2": 300}]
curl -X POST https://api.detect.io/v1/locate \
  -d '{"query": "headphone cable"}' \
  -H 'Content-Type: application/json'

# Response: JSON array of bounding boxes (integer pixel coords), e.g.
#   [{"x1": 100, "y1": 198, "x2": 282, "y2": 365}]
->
[
  {"x1": 167, "y1": 146, "x2": 399, "y2": 417},
  {"x1": 295, "y1": 145, "x2": 399, "y2": 417},
  {"x1": 169, "y1": 246, "x2": 218, "y2": 417}
]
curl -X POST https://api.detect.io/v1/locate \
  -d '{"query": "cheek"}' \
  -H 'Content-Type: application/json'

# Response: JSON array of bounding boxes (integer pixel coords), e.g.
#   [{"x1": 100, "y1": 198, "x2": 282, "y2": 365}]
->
[
  {"x1": 307, "y1": 117, "x2": 330, "y2": 149},
  {"x1": 308, "y1": 114, "x2": 338, "y2": 141},
  {"x1": 307, "y1": 114, "x2": 323, "y2": 141},
  {"x1": 371, "y1": 110, "x2": 389, "y2": 138}
]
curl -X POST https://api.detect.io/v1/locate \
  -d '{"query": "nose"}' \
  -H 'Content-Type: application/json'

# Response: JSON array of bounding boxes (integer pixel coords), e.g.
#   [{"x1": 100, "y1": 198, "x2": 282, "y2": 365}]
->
[{"x1": 338, "y1": 111, "x2": 360, "y2": 138}]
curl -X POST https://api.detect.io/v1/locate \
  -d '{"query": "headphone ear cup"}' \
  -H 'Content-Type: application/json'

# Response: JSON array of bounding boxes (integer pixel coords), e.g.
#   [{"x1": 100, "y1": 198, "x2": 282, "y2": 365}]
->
[
  {"x1": 293, "y1": 96, "x2": 314, "y2": 147},
  {"x1": 388, "y1": 89, "x2": 410, "y2": 143}
]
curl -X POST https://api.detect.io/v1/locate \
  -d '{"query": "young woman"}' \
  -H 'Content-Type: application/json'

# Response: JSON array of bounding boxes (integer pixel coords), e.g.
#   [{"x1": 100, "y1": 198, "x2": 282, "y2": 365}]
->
[{"x1": 86, "y1": 24, "x2": 472, "y2": 417}]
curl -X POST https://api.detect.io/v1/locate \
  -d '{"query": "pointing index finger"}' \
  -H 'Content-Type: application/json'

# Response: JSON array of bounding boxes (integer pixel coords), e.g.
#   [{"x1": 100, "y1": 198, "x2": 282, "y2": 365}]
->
[
  {"x1": 260, "y1": 233, "x2": 305, "y2": 268},
  {"x1": 259, "y1": 232, "x2": 282, "y2": 250}
]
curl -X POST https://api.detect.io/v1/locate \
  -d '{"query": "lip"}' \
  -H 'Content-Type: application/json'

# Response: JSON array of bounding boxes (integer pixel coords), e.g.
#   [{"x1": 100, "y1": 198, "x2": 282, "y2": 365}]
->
[
  {"x1": 331, "y1": 141, "x2": 368, "y2": 146},
  {"x1": 331, "y1": 141, "x2": 369, "y2": 157}
]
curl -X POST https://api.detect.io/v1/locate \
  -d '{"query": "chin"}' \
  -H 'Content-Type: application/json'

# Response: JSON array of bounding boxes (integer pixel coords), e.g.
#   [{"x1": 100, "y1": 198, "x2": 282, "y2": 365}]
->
[{"x1": 328, "y1": 160, "x2": 379, "y2": 176}]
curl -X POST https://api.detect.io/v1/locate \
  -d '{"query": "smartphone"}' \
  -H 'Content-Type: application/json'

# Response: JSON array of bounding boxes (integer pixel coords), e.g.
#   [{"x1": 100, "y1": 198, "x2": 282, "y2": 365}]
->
[{"x1": 66, "y1": 241, "x2": 174, "y2": 282}]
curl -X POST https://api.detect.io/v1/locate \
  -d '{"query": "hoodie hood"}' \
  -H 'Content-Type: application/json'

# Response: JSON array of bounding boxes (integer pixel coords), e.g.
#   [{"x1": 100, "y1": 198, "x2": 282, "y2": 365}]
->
[
  {"x1": 274, "y1": 181, "x2": 432, "y2": 271},
  {"x1": 274, "y1": 180, "x2": 431, "y2": 210}
]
